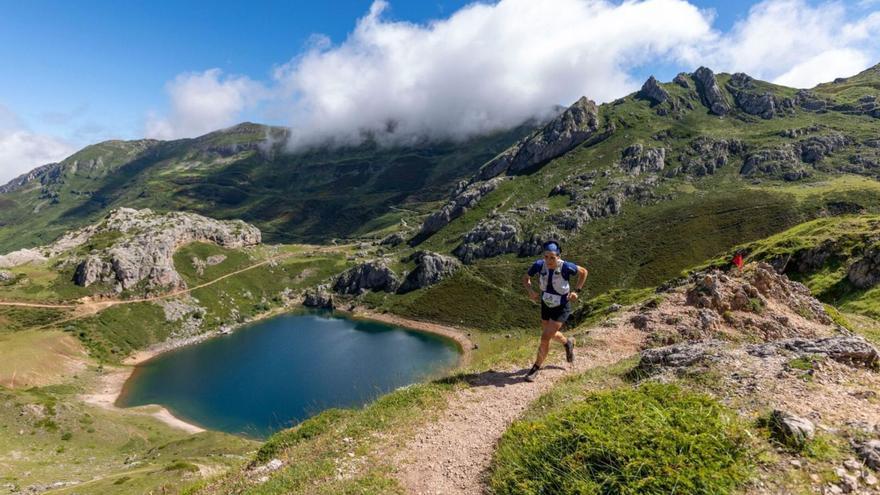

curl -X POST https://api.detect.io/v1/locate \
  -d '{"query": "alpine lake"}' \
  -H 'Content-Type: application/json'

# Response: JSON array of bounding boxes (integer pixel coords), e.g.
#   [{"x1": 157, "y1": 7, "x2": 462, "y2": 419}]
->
[{"x1": 117, "y1": 311, "x2": 461, "y2": 438}]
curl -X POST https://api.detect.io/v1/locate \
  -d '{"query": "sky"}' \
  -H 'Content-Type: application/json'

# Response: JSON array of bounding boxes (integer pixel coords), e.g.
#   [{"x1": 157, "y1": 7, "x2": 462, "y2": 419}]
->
[{"x1": 1, "y1": 0, "x2": 879, "y2": 182}]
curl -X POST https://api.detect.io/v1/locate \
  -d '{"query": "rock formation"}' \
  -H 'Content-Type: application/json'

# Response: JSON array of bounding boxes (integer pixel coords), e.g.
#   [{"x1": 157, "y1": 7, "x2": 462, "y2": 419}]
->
[
  {"x1": 639, "y1": 76, "x2": 669, "y2": 105},
  {"x1": 333, "y1": 259, "x2": 401, "y2": 294},
  {"x1": 478, "y1": 96, "x2": 601, "y2": 180},
  {"x1": 70, "y1": 208, "x2": 260, "y2": 292},
  {"x1": 415, "y1": 177, "x2": 509, "y2": 240},
  {"x1": 397, "y1": 251, "x2": 462, "y2": 294},
  {"x1": 848, "y1": 246, "x2": 880, "y2": 289},
  {"x1": 692, "y1": 67, "x2": 730, "y2": 116}
]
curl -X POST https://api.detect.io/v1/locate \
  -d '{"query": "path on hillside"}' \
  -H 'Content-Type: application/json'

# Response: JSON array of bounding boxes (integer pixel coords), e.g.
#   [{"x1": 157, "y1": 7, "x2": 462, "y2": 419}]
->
[
  {"x1": 0, "y1": 251, "x2": 304, "y2": 330},
  {"x1": 390, "y1": 323, "x2": 645, "y2": 495}
]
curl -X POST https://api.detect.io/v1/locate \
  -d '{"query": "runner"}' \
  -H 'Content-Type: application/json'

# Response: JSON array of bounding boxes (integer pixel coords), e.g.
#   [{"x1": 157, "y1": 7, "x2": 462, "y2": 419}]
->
[{"x1": 521, "y1": 240, "x2": 588, "y2": 382}]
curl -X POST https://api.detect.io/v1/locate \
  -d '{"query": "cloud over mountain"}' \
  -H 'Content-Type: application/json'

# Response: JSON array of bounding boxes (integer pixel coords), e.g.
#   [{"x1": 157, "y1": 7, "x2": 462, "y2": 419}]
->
[
  {"x1": 144, "y1": 0, "x2": 880, "y2": 147},
  {"x1": 0, "y1": 105, "x2": 75, "y2": 183}
]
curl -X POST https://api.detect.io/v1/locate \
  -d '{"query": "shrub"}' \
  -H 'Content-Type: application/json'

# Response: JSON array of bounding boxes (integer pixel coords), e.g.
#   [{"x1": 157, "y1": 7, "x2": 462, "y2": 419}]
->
[{"x1": 490, "y1": 383, "x2": 752, "y2": 495}]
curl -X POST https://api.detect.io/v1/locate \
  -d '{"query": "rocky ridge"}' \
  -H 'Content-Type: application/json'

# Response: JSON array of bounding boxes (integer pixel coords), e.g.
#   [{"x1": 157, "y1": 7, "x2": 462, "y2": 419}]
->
[
  {"x1": 54, "y1": 208, "x2": 261, "y2": 293},
  {"x1": 612, "y1": 263, "x2": 880, "y2": 493}
]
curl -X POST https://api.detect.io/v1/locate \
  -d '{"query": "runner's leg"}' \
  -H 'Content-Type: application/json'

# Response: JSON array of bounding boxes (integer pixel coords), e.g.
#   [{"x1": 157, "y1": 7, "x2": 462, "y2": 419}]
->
[{"x1": 535, "y1": 320, "x2": 565, "y2": 367}]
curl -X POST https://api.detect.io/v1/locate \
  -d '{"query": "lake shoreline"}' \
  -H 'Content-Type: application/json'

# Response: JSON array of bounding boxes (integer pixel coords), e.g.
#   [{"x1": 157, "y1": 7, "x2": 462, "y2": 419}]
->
[{"x1": 101, "y1": 303, "x2": 472, "y2": 435}]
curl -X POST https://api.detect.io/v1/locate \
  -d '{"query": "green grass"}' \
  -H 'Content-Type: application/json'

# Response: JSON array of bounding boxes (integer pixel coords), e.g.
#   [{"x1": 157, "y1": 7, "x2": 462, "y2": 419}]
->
[
  {"x1": 191, "y1": 379, "x2": 464, "y2": 495},
  {"x1": 490, "y1": 382, "x2": 753, "y2": 495}
]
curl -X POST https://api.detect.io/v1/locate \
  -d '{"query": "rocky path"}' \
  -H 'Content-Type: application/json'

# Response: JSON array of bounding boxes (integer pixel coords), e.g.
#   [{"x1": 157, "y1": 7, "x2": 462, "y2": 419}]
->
[{"x1": 391, "y1": 324, "x2": 645, "y2": 495}]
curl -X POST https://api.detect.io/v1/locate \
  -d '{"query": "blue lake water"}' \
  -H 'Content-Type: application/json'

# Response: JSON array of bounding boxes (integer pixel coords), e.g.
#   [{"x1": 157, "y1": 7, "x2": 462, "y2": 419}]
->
[{"x1": 116, "y1": 312, "x2": 460, "y2": 438}]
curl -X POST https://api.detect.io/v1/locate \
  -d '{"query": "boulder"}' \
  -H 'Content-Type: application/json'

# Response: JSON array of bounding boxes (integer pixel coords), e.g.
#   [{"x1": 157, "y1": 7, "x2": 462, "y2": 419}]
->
[
  {"x1": 303, "y1": 285, "x2": 334, "y2": 309},
  {"x1": 639, "y1": 76, "x2": 669, "y2": 105},
  {"x1": 796, "y1": 133, "x2": 850, "y2": 164},
  {"x1": 478, "y1": 97, "x2": 601, "y2": 180},
  {"x1": 848, "y1": 247, "x2": 880, "y2": 289},
  {"x1": 0, "y1": 270, "x2": 13, "y2": 282},
  {"x1": 854, "y1": 439, "x2": 880, "y2": 471},
  {"x1": 751, "y1": 336, "x2": 880, "y2": 368},
  {"x1": 397, "y1": 251, "x2": 461, "y2": 294},
  {"x1": 638, "y1": 340, "x2": 723, "y2": 371},
  {"x1": 726, "y1": 72, "x2": 780, "y2": 119},
  {"x1": 693, "y1": 67, "x2": 730, "y2": 116},
  {"x1": 769, "y1": 410, "x2": 815, "y2": 449},
  {"x1": 333, "y1": 260, "x2": 401, "y2": 294}
]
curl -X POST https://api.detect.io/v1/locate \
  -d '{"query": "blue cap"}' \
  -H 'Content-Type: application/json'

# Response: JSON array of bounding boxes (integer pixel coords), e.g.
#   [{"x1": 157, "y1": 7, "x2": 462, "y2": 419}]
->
[{"x1": 543, "y1": 242, "x2": 560, "y2": 254}]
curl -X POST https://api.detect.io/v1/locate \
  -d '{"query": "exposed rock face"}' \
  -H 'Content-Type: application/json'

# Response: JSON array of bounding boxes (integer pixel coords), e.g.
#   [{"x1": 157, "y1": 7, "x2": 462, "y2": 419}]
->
[
  {"x1": 415, "y1": 177, "x2": 509, "y2": 240},
  {"x1": 70, "y1": 208, "x2": 260, "y2": 292},
  {"x1": 397, "y1": 251, "x2": 461, "y2": 294},
  {"x1": 797, "y1": 133, "x2": 850, "y2": 164},
  {"x1": 303, "y1": 284, "x2": 334, "y2": 309},
  {"x1": 639, "y1": 76, "x2": 669, "y2": 105},
  {"x1": 740, "y1": 146, "x2": 808, "y2": 181},
  {"x1": 672, "y1": 73, "x2": 691, "y2": 89},
  {"x1": 453, "y1": 216, "x2": 522, "y2": 264},
  {"x1": 673, "y1": 137, "x2": 744, "y2": 177},
  {"x1": 638, "y1": 340, "x2": 723, "y2": 371},
  {"x1": 0, "y1": 248, "x2": 47, "y2": 268},
  {"x1": 0, "y1": 162, "x2": 65, "y2": 194},
  {"x1": 686, "y1": 263, "x2": 830, "y2": 324},
  {"x1": 769, "y1": 410, "x2": 815, "y2": 449},
  {"x1": 749, "y1": 336, "x2": 879, "y2": 369},
  {"x1": 693, "y1": 67, "x2": 730, "y2": 116},
  {"x1": 380, "y1": 232, "x2": 405, "y2": 247},
  {"x1": 333, "y1": 259, "x2": 401, "y2": 294},
  {"x1": 556, "y1": 193, "x2": 622, "y2": 231},
  {"x1": 726, "y1": 72, "x2": 790, "y2": 119},
  {"x1": 618, "y1": 144, "x2": 665, "y2": 176},
  {"x1": 795, "y1": 90, "x2": 829, "y2": 112},
  {"x1": 848, "y1": 247, "x2": 880, "y2": 289},
  {"x1": 478, "y1": 97, "x2": 601, "y2": 180}
]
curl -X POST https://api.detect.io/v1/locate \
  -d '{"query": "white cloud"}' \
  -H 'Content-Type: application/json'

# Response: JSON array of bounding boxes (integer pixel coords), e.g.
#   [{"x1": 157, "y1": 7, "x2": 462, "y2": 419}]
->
[
  {"x1": 708, "y1": 0, "x2": 880, "y2": 87},
  {"x1": 144, "y1": 0, "x2": 880, "y2": 148},
  {"x1": 0, "y1": 105, "x2": 75, "y2": 184},
  {"x1": 145, "y1": 69, "x2": 267, "y2": 140},
  {"x1": 272, "y1": 0, "x2": 715, "y2": 148}
]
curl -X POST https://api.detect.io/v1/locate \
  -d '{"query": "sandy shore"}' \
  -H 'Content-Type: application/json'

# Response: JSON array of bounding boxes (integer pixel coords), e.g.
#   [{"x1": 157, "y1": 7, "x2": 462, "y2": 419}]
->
[
  {"x1": 80, "y1": 365, "x2": 205, "y2": 434},
  {"x1": 85, "y1": 304, "x2": 473, "y2": 436}
]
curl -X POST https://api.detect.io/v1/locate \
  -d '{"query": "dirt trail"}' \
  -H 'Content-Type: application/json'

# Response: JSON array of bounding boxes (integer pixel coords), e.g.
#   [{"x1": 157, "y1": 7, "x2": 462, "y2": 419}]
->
[
  {"x1": 0, "y1": 252, "x2": 299, "y2": 330},
  {"x1": 391, "y1": 324, "x2": 645, "y2": 495}
]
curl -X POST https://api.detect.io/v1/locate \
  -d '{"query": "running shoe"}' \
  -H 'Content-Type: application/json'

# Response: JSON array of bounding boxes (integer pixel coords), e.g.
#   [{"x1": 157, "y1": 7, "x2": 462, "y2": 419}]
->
[
  {"x1": 524, "y1": 364, "x2": 540, "y2": 382},
  {"x1": 565, "y1": 337, "x2": 575, "y2": 363}
]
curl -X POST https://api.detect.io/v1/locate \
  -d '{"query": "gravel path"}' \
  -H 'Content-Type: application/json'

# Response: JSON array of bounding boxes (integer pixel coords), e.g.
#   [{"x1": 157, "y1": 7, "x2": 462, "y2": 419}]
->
[{"x1": 391, "y1": 324, "x2": 645, "y2": 495}]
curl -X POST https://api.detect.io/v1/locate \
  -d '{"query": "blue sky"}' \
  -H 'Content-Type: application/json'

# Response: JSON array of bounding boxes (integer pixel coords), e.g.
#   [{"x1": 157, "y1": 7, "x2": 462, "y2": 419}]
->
[{"x1": 1, "y1": 0, "x2": 879, "y2": 181}]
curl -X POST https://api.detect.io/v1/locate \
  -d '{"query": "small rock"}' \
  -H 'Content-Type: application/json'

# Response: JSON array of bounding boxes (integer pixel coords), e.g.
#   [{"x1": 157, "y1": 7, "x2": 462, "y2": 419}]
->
[
  {"x1": 844, "y1": 459, "x2": 862, "y2": 471},
  {"x1": 769, "y1": 410, "x2": 815, "y2": 449}
]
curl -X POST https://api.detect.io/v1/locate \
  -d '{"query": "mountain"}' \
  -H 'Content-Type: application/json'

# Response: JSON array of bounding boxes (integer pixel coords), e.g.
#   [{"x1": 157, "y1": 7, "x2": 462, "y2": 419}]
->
[
  {"x1": 0, "y1": 121, "x2": 535, "y2": 252},
  {"x1": 338, "y1": 64, "x2": 880, "y2": 330}
]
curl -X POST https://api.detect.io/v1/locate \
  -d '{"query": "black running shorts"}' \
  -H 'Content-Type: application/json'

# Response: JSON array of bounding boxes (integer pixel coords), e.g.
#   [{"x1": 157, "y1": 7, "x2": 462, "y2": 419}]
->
[{"x1": 540, "y1": 301, "x2": 572, "y2": 323}]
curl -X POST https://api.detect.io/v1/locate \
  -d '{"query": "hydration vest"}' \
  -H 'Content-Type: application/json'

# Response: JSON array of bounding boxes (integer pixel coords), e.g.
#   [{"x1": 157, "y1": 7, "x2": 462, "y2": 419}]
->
[{"x1": 539, "y1": 260, "x2": 571, "y2": 297}]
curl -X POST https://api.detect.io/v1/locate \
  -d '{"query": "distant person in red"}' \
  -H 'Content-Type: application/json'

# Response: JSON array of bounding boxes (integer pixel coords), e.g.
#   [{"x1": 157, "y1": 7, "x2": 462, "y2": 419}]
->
[
  {"x1": 521, "y1": 240, "x2": 588, "y2": 382},
  {"x1": 732, "y1": 252, "x2": 744, "y2": 271}
]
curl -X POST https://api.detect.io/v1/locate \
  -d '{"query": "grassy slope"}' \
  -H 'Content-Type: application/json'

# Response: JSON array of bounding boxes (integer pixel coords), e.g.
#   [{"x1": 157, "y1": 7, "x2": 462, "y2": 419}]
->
[{"x1": 0, "y1": 124, "x2": 533, "y2": 252}]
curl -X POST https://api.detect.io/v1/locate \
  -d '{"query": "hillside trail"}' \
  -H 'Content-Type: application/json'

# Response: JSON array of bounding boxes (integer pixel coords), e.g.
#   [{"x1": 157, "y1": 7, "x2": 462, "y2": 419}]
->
[
  {"x1": 1, "y1": 251, "x2": 303, "y2": 329},
  {"x1": 390, "y1": 323, "x2": 646, "y2": 495}
]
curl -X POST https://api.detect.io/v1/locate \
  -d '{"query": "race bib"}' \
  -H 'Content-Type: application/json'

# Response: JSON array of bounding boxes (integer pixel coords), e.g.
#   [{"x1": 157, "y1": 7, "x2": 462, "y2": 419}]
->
[{"x1": 542, "y1": 292, "x2": 562, "y2": 308}]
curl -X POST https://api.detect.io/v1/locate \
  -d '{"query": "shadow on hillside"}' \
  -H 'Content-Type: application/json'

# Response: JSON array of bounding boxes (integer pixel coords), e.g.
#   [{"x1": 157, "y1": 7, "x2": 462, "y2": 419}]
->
[{"x1": 436, "y1": 365, "x2": 565, "y2": 388}]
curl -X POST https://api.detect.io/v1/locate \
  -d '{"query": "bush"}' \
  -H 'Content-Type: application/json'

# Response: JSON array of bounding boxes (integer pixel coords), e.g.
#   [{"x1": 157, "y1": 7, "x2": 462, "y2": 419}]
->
[{"x1": 490, "y1": 383, "x2": 752, "y2": 495}]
